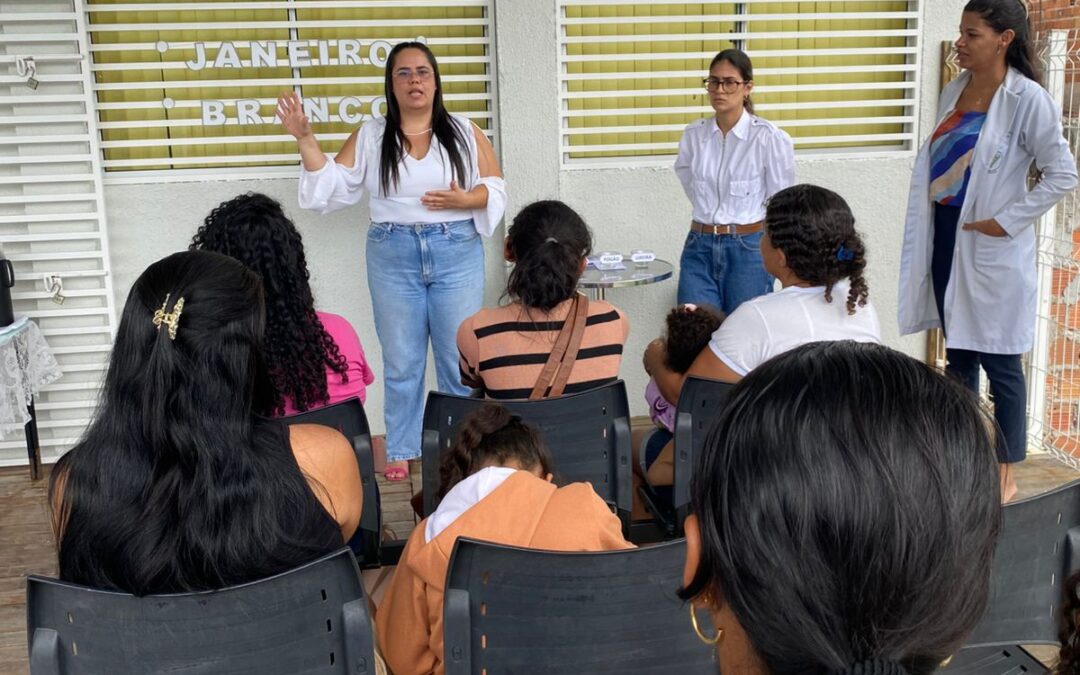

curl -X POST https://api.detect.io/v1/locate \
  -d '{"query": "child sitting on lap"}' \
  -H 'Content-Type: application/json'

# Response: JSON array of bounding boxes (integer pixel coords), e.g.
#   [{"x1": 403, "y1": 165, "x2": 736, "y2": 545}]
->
[{"x1": 642, "y1": 304, "x2": 724, "y2": 488}]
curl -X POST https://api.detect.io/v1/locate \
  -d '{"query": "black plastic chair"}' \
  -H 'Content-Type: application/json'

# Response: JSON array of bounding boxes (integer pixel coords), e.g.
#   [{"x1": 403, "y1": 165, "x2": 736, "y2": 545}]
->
[
  {"x1": 282, "y1": 397, "x2": 380, "y2": 568},
  {"x1": 420, "y1": 380, "x2": 633, "y2": 534},
  {"x1": 442, "y1": 537, "x2": 717, "y2": 674},
  {"x1": 942, "y1": 478, "x2": 1080, "y2": 674},
  {"x1": 639, "y1": 376, "x2": 734, "y2": 538},
  {"x1": 26, "y1": 547, "x2": 377, "y2": 675}
]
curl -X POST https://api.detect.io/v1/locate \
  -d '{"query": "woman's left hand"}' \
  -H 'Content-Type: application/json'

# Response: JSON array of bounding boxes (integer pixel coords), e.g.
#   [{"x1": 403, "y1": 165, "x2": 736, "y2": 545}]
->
[
  {"x1": 962, "y1": 218, "x2": 1008, "y2": 237},
  {"x1": 422, "y1": 181, "x2": 473, "y2": 210}
]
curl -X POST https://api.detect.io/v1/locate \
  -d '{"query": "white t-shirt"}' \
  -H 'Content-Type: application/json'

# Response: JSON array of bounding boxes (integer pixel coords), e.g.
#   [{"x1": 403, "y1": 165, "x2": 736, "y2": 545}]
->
[{"x1": 708, "y1": 280, "x2": 881, "y2": 376}]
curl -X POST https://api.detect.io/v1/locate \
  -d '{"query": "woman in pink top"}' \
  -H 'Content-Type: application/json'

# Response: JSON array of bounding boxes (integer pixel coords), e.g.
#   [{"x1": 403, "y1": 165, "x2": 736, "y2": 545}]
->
[{"x1": 192, "y1": 193, "x2": 374, "y2": 415}]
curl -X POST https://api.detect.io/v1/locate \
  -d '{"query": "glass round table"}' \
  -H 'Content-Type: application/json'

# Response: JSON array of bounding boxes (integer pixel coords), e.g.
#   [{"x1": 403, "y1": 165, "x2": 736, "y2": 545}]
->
[{"x1": 578, "y1": 259, "x2": 674, "y2": 301}]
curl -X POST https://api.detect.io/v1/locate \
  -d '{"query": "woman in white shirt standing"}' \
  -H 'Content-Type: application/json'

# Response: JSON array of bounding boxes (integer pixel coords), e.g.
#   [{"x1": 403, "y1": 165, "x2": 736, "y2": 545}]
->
[
  {"x1": 674, "y1": 49, "x2": 795, "y2": 314},
  {"x1": 898, "y1": 0, "x2": 1077, "y2": 500},
  {"x1": 278, "y1": 41, "x2": 506, "y2": 481},
  {"x1": 646, "y1": 184, "x2": 880, "y2": 405}
]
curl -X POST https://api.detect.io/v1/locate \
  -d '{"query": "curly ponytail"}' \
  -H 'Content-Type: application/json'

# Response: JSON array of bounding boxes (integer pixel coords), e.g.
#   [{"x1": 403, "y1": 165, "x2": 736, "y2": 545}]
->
[
  {"x1": 764, "y1": 184, "x2": 870, "y2": 315},
  {"x1": 505, "y1": 201, "x2": 593, "y2": 312},
  {"x1": 437, "y1": 404, "x2": 554, "y2": 498}
]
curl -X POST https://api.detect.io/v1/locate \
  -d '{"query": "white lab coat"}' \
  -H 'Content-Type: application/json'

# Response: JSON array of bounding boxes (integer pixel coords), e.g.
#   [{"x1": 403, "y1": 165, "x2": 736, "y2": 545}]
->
[{"x1": 898, "y1": 67, "x2": 1077, "y2": 354}]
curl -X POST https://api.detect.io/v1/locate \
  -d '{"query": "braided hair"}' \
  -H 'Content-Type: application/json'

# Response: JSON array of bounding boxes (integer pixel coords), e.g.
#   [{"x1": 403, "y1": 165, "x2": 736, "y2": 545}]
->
[
  {"x1": 765, "y1": 184, "x2": 870, "y2": 315},
  {"x1": 438, "y1": 404, "x2": 553, "y2": 499},
  {"x1": 191, "y1": 193, "x2": 349, "y2": 416}
]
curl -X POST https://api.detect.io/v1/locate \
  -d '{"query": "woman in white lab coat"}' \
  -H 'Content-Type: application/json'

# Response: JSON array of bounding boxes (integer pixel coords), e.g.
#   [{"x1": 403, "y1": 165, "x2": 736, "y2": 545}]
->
[{"x1": 898, "y1": 0, "x2": 1077, "y2": 500}]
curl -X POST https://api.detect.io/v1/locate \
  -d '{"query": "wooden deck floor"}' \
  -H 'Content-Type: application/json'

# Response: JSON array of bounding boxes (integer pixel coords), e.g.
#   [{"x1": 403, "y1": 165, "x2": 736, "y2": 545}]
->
[{"x1": 1, "y1": 455, "x2": 1075, "y2": 674}]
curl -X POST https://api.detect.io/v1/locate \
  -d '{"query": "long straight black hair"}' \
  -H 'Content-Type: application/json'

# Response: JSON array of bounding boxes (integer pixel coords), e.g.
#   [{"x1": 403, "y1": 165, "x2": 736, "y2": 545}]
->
[
  {"x1": 964, "y1": 0, "x2": 1041, "y2": 83},
  {"x1": 50, "y1": 250, "x2": 342, "y2": 595},
  {"x1": 379, "y1": 41, "x2": 471, "y2": 197},
  {"x1": 679, "y1": 341, "x2": 1001, "y2": 674}
]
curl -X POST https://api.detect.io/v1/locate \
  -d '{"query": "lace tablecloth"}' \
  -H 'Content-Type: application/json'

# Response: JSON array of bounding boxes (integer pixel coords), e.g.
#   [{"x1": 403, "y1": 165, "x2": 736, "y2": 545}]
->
[{"x1": 0, "y1": 317, "x2": 62, "y2": 439}]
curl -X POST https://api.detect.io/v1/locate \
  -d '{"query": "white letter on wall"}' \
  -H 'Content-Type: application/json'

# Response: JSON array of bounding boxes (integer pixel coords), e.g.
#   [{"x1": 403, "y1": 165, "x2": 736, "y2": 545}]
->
[
  {"x1": 201, "y1": 100, "x2": 227, "y2": 125},
  {"x1": 338, "y1": 96, "x2": 365, "y2": 125},
  {"x1": 368, "y1": 41, "x2": 392, "y2": 69},
  {"x1": 213, "y1": 42, "x2": 242, "y2": 69},
  {"x1": 338, "y1": 39, "x2": 363, "y2": 66},
  {"x1": 236, "y1": 99, "x2": 262, "y2": 125},
  {"x1": 186, "y1": 42, "x2": 208, "y2": 71},
  {"x1": 287, "y1": 41, "x2": 313, "y2": 68},
  {"x1": 250, "y1": 41, "x2": 277, "y2": 68},
  {"x1": 303, "y1": 97, "x2": 330, "y2": 123},
  {"x1": 369, "y1": 96, "x2": 387, "y2": 120}
]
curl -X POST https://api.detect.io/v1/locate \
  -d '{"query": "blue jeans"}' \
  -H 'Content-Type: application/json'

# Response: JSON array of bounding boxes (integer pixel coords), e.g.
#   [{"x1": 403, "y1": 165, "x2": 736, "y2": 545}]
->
[
  {"x1": 366, "y1": 219, "x2": 484, "y2": 462},
  {"x1": 676, "y1": 230, "x2": 773, "y2": 314},
  {"x1": 932, "y1": 204, "x2": 1026, "y2": 464}
]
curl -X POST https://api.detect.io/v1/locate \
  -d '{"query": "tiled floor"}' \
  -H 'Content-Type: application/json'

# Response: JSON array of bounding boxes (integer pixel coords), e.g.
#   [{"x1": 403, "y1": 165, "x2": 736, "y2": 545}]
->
[{"x1": 1, "y1": 454, "x2": 1076, "y2": 674}]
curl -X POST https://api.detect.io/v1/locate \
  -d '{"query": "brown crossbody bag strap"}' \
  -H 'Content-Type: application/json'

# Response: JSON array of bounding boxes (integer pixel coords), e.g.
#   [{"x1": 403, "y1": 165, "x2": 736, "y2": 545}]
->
[{"x1": 529, "y1": 292, "x2": 589, "y2": 400}]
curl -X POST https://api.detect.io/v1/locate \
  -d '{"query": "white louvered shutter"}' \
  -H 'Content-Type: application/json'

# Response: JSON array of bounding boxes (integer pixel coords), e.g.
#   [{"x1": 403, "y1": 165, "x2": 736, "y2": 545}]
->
[
  {"x1": 558, "y1": 0, "x2": 921, "y2": 166},
  {"x1": 0, "y1": 0, "x2": 117, "y2": 467},
  {"x1": 84, "y1": 0, "x2": 498, "y2": 180}
]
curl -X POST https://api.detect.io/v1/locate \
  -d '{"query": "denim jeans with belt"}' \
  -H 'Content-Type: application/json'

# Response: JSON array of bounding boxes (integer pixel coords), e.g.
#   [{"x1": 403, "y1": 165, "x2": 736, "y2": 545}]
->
[
  {"x1": 676, "y1": 229, "x2": 773, "y2": 314},
  {"x1": 366, "y1": 219, "x2": 484, "y2": 462},
  {"x1": 932, "y1": 203, "x2": 1026, "y2": 463}
]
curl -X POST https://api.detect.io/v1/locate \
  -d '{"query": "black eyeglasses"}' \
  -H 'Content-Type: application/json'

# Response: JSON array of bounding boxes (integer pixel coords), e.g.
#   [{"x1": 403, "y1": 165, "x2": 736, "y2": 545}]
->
[{"x1": 703, "y1": 77, "x2": 747, "y2": 93}]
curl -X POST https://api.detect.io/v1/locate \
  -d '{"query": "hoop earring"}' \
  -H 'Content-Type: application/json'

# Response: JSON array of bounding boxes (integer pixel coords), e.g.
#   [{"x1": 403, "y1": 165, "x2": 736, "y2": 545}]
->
[{"x1": 690, "y1": 605, "x2": 723, "y2": 645}]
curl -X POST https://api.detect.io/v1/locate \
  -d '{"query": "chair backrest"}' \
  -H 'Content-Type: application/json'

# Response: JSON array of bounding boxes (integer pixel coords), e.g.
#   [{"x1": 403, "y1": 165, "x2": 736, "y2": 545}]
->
[
  {"x1": 421, "y1": 380, "x2": 633, "y2": 530},
  {"x1": 963, "y1": 477, "x2": 1080, "y2": 649},
  {"x1": 26, "y1": 548, "x2": 376, "y2": 675},
  {"x1": 672, "y1": 376, "x2": 734, "y2": 529},
  {"x1": 283, "y1": 397, "x2": 380, "y2": 567},
  {"x1": 442, "y1": 537, "x2": 717, "y2": 674}
]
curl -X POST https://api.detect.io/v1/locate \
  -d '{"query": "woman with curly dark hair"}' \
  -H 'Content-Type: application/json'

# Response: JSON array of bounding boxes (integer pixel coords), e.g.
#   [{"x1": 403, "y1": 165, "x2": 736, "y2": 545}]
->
[
  {"x1": 191, "y1": 193, "x2": 374, "y2": 416},
  {"x1": 646, "y1": 184, "x2": 880, "y2": 399}
]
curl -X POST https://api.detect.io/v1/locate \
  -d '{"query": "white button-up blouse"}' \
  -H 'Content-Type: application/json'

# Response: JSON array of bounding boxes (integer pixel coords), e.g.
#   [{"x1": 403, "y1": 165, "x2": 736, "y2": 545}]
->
[{"x1": 674, "y1": 110, "x2": 795, "y2": 226}]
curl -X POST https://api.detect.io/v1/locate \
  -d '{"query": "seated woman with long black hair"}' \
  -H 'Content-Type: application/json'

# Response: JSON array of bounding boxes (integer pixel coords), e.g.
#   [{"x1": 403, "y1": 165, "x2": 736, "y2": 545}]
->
[
  {"x1": 681, "y1": 341, "x2": 1001, "y2": 673},
  {"x1": 49, "y1": 250, "x2": 362, "y2": 595}
]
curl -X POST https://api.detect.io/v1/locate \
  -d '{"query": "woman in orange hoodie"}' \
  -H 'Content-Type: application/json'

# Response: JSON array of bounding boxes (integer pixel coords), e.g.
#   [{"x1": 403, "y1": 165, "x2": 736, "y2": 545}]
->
[{"x1": 376, "y1": 404, "x2": 632, "y2": 674}]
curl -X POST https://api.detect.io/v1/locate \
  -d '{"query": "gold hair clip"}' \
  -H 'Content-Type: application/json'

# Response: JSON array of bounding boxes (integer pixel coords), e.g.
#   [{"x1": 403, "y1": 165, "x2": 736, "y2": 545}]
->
[{"x1": 152, "y1": 293, "x2": 185, "y2": 340}]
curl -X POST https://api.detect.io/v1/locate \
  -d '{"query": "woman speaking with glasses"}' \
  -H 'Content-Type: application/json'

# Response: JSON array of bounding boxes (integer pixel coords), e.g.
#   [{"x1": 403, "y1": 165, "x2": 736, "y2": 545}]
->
[
  {"x1": 674, "y1": 49, "x2": 795, "y2": 312},
  {"x1": 279, "y1": 41, "x2": 505, "y2": 482}
]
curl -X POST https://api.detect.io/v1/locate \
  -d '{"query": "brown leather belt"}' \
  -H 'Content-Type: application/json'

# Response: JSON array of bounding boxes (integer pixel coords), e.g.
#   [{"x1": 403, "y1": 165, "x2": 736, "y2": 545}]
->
[{"x1": 691, "y1": 220, "x2": 764, "y2": 236}]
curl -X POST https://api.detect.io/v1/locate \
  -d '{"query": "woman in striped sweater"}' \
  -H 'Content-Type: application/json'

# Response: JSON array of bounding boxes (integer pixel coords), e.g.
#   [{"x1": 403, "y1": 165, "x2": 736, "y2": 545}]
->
[{"x1": 456, "y1": 200, "x2": 629, "y2": 400}]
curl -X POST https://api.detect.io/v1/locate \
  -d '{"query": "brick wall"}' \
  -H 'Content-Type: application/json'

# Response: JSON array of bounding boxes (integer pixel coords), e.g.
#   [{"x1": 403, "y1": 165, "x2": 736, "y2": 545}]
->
[
  {"x1": 1030, "y1": 1, "x2": 1079, "y2": 457},
  {"x1": 1031, "y1": 0, "x2": 1080, "y2": 32}
]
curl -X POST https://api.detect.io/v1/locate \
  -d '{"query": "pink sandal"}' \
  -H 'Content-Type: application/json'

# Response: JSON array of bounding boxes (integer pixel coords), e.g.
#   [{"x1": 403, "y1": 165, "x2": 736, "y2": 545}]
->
[{"x1": 383, "y1": 463, "x2": 409, "y2": 482}]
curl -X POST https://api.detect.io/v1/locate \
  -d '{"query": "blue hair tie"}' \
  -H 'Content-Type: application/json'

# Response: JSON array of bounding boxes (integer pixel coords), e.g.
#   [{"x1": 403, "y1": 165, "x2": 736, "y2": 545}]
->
[{"x1": 836, "y1": 244, "x2": 856, "y2": 262}]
